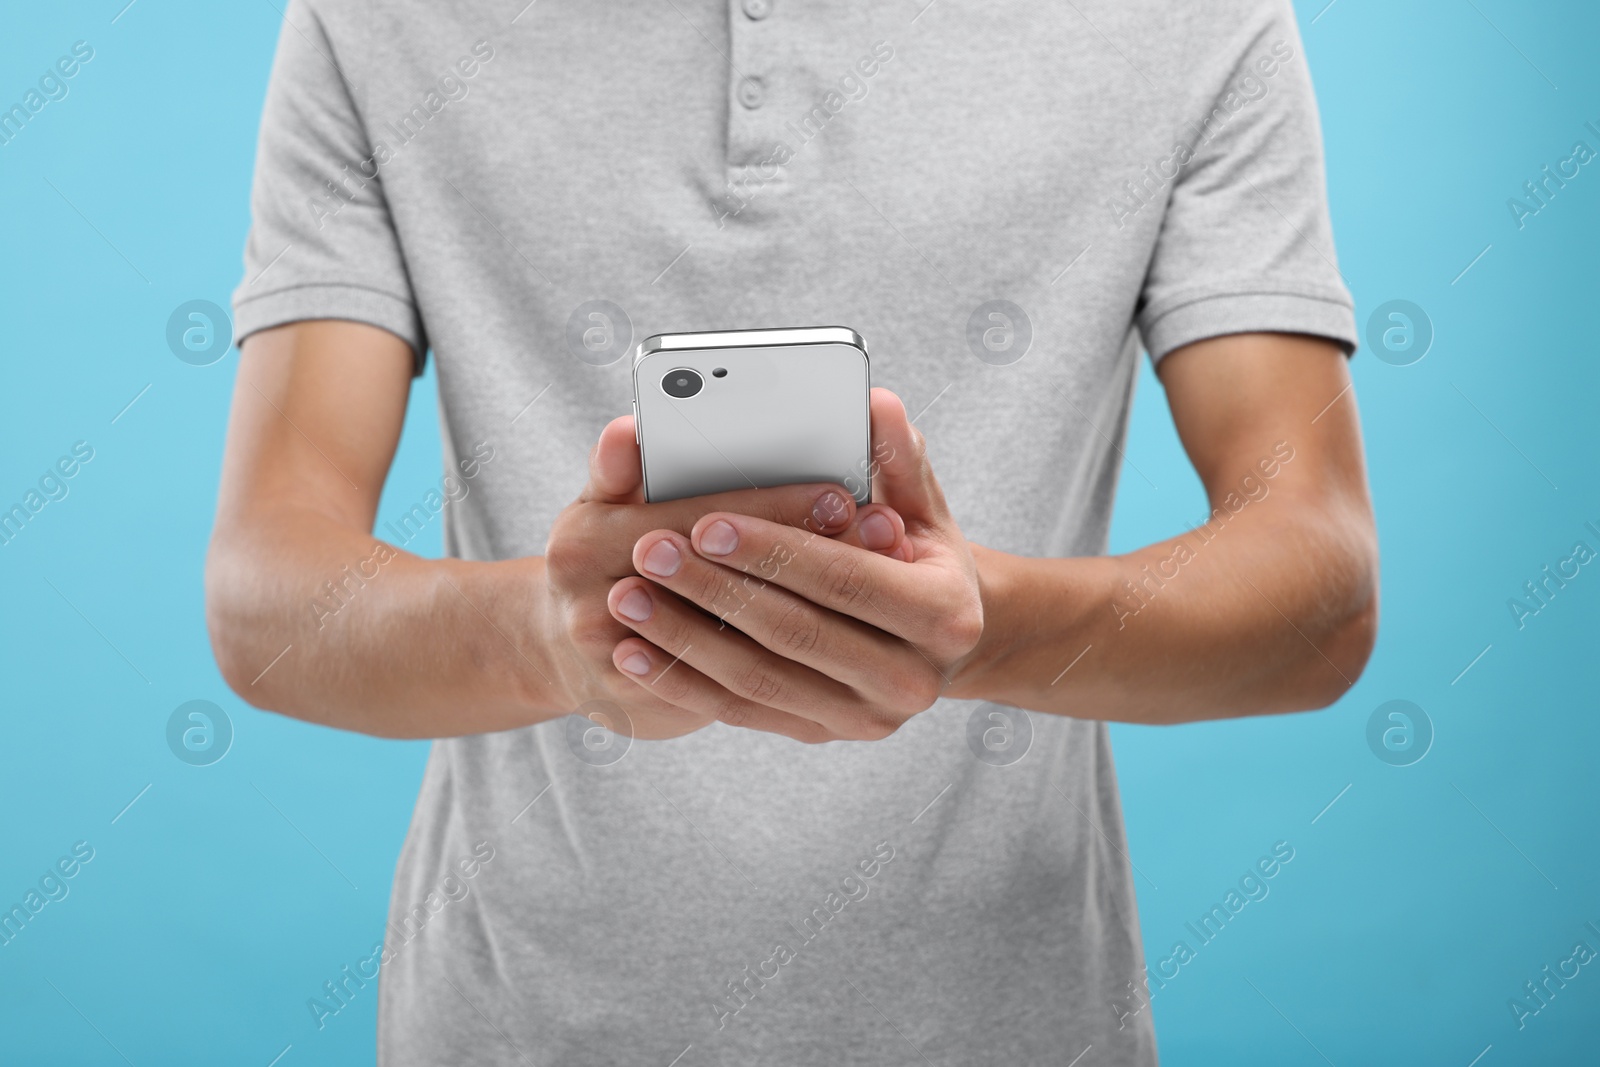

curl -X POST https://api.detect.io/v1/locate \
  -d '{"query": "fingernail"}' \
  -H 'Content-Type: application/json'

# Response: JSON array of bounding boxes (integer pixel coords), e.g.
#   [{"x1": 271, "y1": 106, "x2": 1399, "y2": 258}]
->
[
  {"x1": 617, "y1": 587, "x2": 653, "y2": 622},
  {"x1": 642, "y1": 539, "x2": 681, "y2": 577},
  {"x1": 860, "y1": 512, "x2": 895, "y2": 550},
  {"x1": 811, "y1": 491, "x2": 848, "y2": 528},
  {"x1": 620, "y1": 651, "x2": 651, "y2": 676},
  {"x1": 699, "y1": 520, "x2": 738, "y2": 556}
]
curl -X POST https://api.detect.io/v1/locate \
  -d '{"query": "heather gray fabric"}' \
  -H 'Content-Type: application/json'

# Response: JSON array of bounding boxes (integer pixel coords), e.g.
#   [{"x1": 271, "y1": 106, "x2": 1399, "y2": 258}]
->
[{"x1": 234, "y1": 1, "x2": 1354, "y2": 1063}]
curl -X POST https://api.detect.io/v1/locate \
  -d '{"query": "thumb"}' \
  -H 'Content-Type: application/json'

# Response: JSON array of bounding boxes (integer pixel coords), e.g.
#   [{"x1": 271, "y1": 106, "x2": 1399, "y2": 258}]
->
[
  {"x1": 868, "y1": 388, "x2": 955, "y2": 532},
  {"x1": 580, "y1": 415, "x2": 643, "y2": 504}
]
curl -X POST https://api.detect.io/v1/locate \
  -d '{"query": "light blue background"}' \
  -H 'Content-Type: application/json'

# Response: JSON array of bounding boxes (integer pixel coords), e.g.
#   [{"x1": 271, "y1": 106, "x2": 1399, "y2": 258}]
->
[{"x1": 2, "y1": 1, "x2": 1596, "y2": 1064}]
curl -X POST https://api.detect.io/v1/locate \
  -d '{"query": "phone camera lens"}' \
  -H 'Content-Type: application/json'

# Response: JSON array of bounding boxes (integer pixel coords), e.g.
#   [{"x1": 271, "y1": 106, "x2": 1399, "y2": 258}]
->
[{"x1": 662, "y1": 368, "x2": 703, "y2": 398}]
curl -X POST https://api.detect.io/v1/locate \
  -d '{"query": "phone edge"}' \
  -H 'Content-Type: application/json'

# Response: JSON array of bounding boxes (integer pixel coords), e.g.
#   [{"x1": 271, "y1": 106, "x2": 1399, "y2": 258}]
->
[{"x1": 634, "y1": 326, "x2": 867, "y2": 362}]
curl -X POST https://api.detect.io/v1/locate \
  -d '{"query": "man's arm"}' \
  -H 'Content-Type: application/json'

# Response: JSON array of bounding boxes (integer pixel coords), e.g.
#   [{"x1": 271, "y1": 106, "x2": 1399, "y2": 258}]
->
[
  {"x1": 205, "y1": 320, "x2": 553, "y2": 737},
  {"x1": 613, "y1": 332, "x2": 1377, "y2": 733},
  {"x1": 949, "y1": 332, "x2": 1379, "y2": 723},
  {"x1": 206, "y1": 320, "x2": 900, "y2": 740}
]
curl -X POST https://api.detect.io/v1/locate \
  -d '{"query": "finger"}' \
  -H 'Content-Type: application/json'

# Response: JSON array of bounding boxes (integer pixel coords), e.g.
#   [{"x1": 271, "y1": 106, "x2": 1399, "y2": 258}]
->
[
  {"x1": 868, "y1": 388, "x2": 957, "y2": 534},
  {"x1": 616, "y1": 540, "x2": 929, "y2": 699},
  {"x1": 586, "y1": 483, "x2": 855, "y2": 578},
  {"x1": 831, "y1": 502, "x2": 913, "y2": 561},
  {"x1": 607, "y1": 572, "x2": 894, "y2": 738},
  {"x1": 683, "y1": 513, "x2": 952, "y2": 646},
  {"x1": 610, "y1": 636, "x2": 836, "y2": 744},
  {"x1": 580, "y1": 415, "x2": 644, "y2": 504}
]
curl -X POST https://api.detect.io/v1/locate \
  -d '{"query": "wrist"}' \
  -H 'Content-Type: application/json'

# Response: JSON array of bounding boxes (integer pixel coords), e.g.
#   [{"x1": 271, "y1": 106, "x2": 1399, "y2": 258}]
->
[
  {"x1": 946, "y1": 549, "x2": 1111, "y2": 707},
  {"x1": 946, "y1": 544, "x2": 1022, "y2": 701},
  {"x1": 435, "y1": 555, "x2": 567, "y2": 724}
]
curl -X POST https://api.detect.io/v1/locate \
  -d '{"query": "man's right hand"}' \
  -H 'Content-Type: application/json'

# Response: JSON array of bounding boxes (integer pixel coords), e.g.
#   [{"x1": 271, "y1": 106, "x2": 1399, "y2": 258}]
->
[
  {"x1": 535, "y1": 414, "x2": 911, "y2": 742},
  {"x1": 207, "y1": 319, "x2": 907, "y2": 742}
]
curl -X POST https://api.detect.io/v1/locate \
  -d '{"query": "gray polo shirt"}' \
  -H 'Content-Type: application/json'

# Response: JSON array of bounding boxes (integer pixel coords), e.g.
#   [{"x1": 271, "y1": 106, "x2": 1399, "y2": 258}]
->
[{"x1": 234, "y1": 1, "x2": 1354, "y2": 1063}]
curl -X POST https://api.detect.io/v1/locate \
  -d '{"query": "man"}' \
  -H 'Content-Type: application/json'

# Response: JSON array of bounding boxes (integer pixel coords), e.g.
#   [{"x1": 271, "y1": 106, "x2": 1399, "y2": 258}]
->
[{"x1": 209, "y1": 0, "x2": 1377, "y2": 1062}]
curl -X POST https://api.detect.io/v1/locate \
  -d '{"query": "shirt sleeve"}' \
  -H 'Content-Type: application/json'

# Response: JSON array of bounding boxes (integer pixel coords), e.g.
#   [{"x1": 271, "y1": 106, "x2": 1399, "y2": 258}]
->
[
  {"x1": 231, "y1": 0, "x2": 428, "y2": 372},
  {"x1": 1135, "y1": 2, "x2": 1356, "y2": 364}
]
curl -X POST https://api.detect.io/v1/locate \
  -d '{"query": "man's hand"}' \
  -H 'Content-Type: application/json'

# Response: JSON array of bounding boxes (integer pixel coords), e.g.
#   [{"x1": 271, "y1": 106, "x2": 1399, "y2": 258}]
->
[
  {"x1": 536, "y1": 410, "x2": 919, "y2": 743},
  {"x1": 604, "y1": 390, "x2": 985, "y2": 742},
  {"x1": 208, "y1": 319, "x2": 909, "y2": 741}
]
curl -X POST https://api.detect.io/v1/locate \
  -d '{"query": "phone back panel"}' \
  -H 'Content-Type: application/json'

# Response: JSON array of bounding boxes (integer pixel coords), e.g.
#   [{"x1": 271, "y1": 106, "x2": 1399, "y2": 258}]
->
[{"x1": 634, "y1": 336, "x2": 871, "y2": 504}]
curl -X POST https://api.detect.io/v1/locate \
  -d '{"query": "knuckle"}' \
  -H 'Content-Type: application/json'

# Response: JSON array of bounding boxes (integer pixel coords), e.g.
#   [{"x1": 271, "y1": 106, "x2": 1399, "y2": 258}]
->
[
  {"x1": 653, "y1": 613, "x2": 694, "y2": 659},
  {"x1": 544, "y1": 529, "x2": 586, "y2": 580},
  {"x1": 769, "y1": 600, "x2": 822, "y2": 658},
  {"x1": 752, "y1": 542, "x2": 796, "y2": 580},
  {"x1": 715, "y1": 696, "x2": 757, "y2": 730},
  {"x1": 817, "y1": 552, "x2": 872, "y2": 611},
  {"x1": 721, "y1": 574, "x2": 766, "y2": 621},
  {"x1": 795, "y1": 723, "x2": 839, "y2": 745},
  {"x1": 912, "y1": 429, "x2": 928, "y2": 462},
  {"x1": 646, "y1": 660, "x2": 692, "y2": 702},
  {"x1": 731, "y1": 660, "x2": 785, "y2": 705},
  {"x1": 848, "y1": 711, "x2": 901, "y2": 742},
  {"x1": 930, "y1": 593, "x2": 984, "y2": 656},
  {"x1": 572, "y1": 607, "x2": 619, "y2": 653},
  {"x1": 688, "y1": 562, "x2": 736, "y2": 613},
  {"x1": 890, "y1": 668, "x2": 944, "y2": 715}
]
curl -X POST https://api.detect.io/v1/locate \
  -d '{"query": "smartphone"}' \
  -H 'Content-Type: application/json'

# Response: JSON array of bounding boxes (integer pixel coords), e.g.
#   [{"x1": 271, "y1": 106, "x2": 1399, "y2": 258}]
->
[{"x1": 632, "y1": 326, "x2": 872, "y2": 504}]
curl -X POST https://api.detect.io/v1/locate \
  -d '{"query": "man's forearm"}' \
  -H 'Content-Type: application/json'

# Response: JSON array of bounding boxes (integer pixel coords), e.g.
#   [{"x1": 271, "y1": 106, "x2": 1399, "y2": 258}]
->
[
  {"x1": 206, "y1": 508, "x2": 557, "y2": 738},
  {"x1": 949, "y1": 502, "x2": 1379, "y2": 724}
]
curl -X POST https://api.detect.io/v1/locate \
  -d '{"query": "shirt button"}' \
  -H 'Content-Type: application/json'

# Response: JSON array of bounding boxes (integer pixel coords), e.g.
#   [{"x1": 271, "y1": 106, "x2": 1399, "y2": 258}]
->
[
  {"x1": 737, "y1": 77, "x2": 765, "y2": 109},
  {"x1": 742, "y1": 0, "x2": 772, "y2": 19}
]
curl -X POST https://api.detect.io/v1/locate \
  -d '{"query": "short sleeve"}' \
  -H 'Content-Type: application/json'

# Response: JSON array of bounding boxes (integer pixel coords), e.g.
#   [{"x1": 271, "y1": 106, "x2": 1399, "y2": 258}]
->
[
  {"x1": 1136, "y1": 3, "x2": 1356, "y2": 364},
  {"x1": 231, "y1": 0, "x2": 427, "y2": 371}
]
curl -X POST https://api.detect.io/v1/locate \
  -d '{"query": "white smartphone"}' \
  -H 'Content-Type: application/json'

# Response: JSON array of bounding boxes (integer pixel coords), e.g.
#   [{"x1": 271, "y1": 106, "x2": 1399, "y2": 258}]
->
[{"x1": 631, "y1": 326, "x2": 872, "y2": 504}]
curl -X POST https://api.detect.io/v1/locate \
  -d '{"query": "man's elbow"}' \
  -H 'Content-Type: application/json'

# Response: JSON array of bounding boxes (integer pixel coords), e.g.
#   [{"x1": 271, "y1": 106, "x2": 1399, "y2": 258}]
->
[
  {"x1": 1300, "y1": 588, "x2": 1379, "y2": 710},
  {"x1": 204, "y1": 539, "x2": 275, "y2": 711},
  {"x1": 1296, "y1": 537, "x2": 1380, "y2": 711}
]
